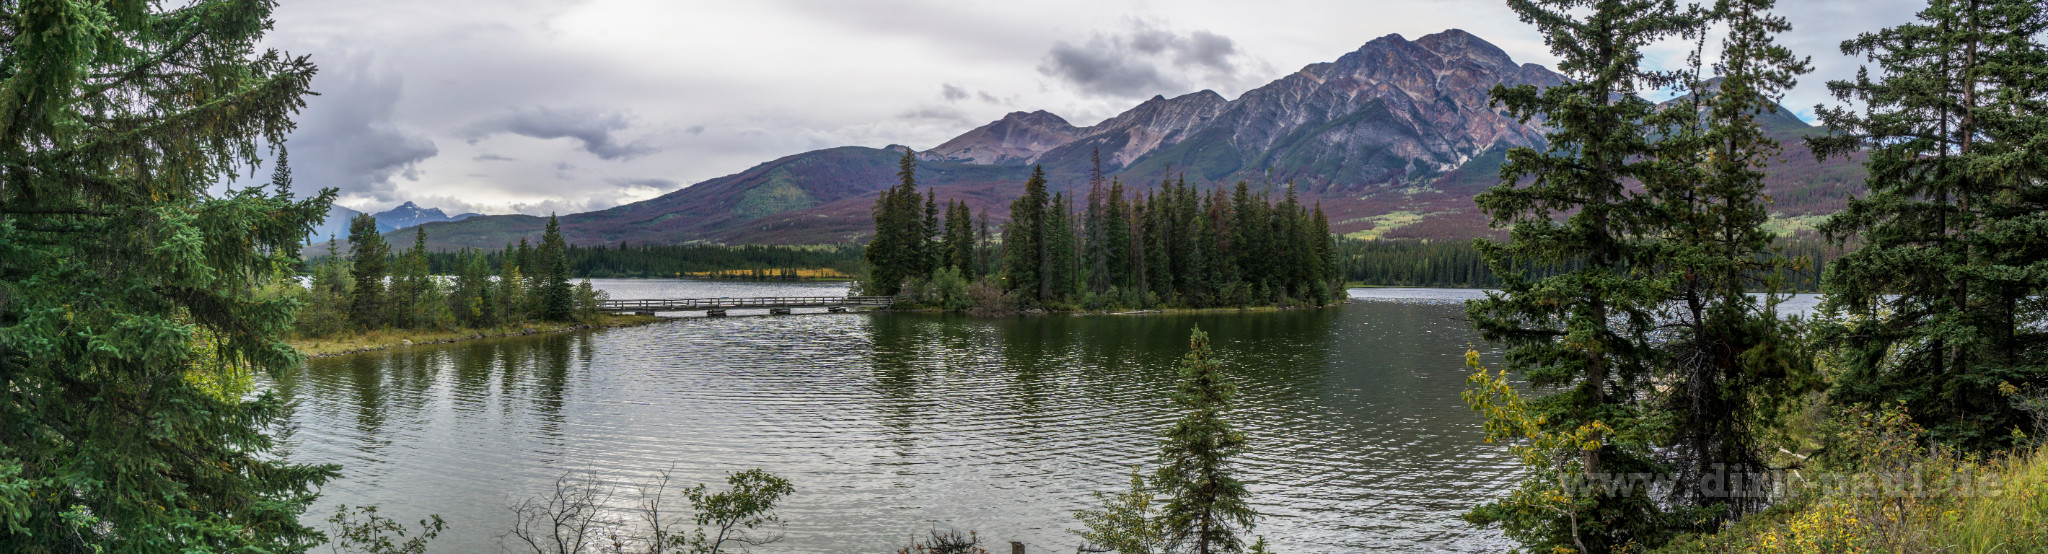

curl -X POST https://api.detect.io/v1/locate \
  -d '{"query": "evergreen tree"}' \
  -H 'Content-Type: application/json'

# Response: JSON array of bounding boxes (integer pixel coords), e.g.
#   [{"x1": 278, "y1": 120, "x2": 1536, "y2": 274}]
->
[
  {"x1": 1648, "y1": 0, "x2": 1815, "y2": 526},
  {"x1": 864, "y1": 150, "x2": 927, "y2": 296},
  {"x1": 1005, "y1": 166, "x2": 1051, "y2": 303},
  {"x1": 348, "y1": 213, "x2": 391, "y2": 328},
  {"x1": 1155, "y1": 327, "x2": 1255, "y2": 554},
  {"x1": 923, "y1": 189, "x2": 941, "y2": 276},
  {"x1": 0, "y1": 0, "x2": 337, "y2": 548},
  {"x1": 1105, "y1": 179, "x2": 1133, "y2": 291},
  {"x1": 1465, "y1": 0, "x2": 1701, "y2": 550},
  {"x1": 943, "y1": 200, "x2": 976, "y2": 275},
  {"x1": 1086, "y1": 148, "x2": 1112, "y2": 294},
  {"x1": 393, "y1": 227, "x2": 433, "y2": 328},
  {"x1": 537, "y1": 214, "x2": 575, "y2": 321},
  {"x1": 1810, "y1": 0, "x2": 2048, "y2": 450}
]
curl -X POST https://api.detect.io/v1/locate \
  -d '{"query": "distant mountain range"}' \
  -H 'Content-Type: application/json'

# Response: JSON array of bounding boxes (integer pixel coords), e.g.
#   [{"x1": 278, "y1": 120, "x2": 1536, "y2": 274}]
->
[
  {"x1": 306, "y1": 201, "x2": 480, "y2": 246},
  {"x1": 390, "y1": 28, "x2": 1864, "y2": 251}
]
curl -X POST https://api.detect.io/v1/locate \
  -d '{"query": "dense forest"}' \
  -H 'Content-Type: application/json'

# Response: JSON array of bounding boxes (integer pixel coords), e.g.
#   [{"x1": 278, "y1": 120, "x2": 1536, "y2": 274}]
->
[
  {"x1": 418, "y1": 242, "x2": 862, "y2": 279},
  {"x1": 294, "y1": 211, "x2": 605, "y2": 337},
  {"x1": 1338, "y1": 236, "x2": 1842, "y2": 291},
  {"x1": 865, "y1": 150, "x2": 1346, "y2": 312}
]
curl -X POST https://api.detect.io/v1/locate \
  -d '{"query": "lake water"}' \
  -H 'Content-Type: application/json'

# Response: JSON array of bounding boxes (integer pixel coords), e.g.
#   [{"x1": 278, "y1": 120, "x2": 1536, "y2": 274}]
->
[{"x1": 278, "y1": 281, "x2": 1808, "y2": 552}]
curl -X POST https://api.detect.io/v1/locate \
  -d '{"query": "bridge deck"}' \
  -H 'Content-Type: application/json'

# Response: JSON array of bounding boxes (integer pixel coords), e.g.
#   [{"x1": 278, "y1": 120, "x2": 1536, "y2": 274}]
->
[{"x1": 599, "y1": 295, "x2": 893, "y2": 312}]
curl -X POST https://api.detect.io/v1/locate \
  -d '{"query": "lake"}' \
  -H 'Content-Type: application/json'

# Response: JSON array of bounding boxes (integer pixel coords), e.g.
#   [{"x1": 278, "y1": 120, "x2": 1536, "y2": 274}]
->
[{"x1": 274, "y1": 281, "x2": 1556, "y2": 552}]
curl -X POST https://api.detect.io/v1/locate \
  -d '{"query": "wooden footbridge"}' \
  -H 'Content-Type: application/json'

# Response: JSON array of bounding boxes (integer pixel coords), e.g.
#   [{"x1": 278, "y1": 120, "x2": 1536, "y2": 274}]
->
[{"x1": 598, "y1": 295, "x2": 894, "y2": 316}]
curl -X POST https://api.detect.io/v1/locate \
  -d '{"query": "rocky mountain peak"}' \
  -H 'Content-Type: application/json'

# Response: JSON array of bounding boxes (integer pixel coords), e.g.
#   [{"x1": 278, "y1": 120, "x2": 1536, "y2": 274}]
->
[{"x1": 922, "y1": 110, "x2": 1082, "y2": 164}]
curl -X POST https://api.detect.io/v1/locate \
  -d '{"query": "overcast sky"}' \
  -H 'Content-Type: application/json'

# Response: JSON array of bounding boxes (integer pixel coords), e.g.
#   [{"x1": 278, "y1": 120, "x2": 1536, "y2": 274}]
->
[{"x1": 250, "y1": 0, "x2": 1924, "y2": 216}]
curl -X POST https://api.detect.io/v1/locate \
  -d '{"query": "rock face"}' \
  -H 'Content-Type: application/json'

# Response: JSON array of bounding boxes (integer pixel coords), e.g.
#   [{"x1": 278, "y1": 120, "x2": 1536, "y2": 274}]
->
[
  {"x1": 929, "y1": 29, "x2": 1565, "y2": 189},
  {"x1": 923, "y1": 110, "x2": 1083, "y2": 165}
]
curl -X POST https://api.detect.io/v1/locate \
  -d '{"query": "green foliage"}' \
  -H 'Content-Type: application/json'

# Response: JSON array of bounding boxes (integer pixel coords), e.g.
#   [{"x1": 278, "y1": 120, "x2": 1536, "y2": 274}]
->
[
  {"x1": 1465, "y1": 0, "x2": 1709, "y2": 550},
  {"x1": 1154, "y1": 327, "x2": 1256, "y2": 554},
  {"x1": 1073, "y1": 467, "x2": 1164, "y2": 554},
  {"x1": 325, "y1": 505, "x2": 446, "y2": 554},
  {"x1": 536, "y1": 214, "x2": 575, "y2": 321},
  {"x1": 865, "y1": 150, "x2": 935, "y2": 296},
  {"x1": 350, "y1": 213, "x2": 392, "y2": 327},
  {"x1": 685, "y1": 469, "x2": 795, "y2": 554},
  {"x1": 0, "y1": 0, "x2": 339, "y2": 549},
  {"x1": 1808, "y1": 0, "x2": 2048, "y2": 452}
]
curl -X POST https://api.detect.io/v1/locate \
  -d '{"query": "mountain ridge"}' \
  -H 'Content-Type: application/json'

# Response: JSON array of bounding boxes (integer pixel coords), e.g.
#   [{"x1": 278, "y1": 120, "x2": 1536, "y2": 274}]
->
[{"x1": 392, "y1": 28, "x2": 1862, "y2": 251}]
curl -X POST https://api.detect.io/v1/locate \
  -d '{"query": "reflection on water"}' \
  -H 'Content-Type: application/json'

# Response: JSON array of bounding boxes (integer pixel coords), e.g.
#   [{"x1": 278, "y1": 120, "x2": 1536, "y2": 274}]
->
[{"x1": 273, "y1": 283, "x2": 1524, "y2": 552}]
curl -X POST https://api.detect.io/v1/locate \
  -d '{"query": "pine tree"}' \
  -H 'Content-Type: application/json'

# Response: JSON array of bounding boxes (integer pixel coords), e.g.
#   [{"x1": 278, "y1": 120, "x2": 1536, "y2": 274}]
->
[
  {"x1": 537, "y1": 214, "x2": 575, "y2": 321},
  {"x1": 1465, "y1": 0, "x2": 1702, "y2": 550},
  {"x1": 1810, "y1": 0, "x2": 2048, "y2": 450},
  {"x1": 1105, "y1": 179, "x2": 1132, "y2": 291},
  {"x1": 348, "y1": 213, "x2": 391, "y2": 328},
  {"x1": 0, "y1": 0, "x2": 336, "y2": 548},
  {"x1": 864, "y1": 149, "x2": 927, "y2": 296},
  {"x1": 1647, "y1": 0, "x2": 1816, "y2": 526},
  {"x1": 1155, "y1": 327, "x2": 1255, "y2": 554},
  {"x1": 1086, "y1": 148, "x2": 1111, "y2": 294},
  {"x1": 1005, "y1": 166, "x2": 1051, "y2": 303}
]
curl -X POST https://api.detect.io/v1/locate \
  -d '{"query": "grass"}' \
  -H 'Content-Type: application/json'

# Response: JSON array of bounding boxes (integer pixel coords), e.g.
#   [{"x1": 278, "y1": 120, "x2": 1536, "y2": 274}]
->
[
  {"x1": 288, "y1": 314, "x2": 659, "y2": 358},
  {"x1": 1658, "y1": 419, "x2": 2048, "y2": 554},
  {"x1": 1762, "y1": 214, "x2": 1832, "y2": 236},
  {"x1": 1341, "y1": 211, "x2": 1431, "y2": 240},
  {"x1": 683, "y1": 267, "x2": 852, "y2": 280}
]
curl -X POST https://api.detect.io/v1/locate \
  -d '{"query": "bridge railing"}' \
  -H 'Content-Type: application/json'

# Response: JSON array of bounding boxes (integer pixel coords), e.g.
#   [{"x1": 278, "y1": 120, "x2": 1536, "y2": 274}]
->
[{"x1": 598, "y1": 296, "x2": 895, "y2": 311}]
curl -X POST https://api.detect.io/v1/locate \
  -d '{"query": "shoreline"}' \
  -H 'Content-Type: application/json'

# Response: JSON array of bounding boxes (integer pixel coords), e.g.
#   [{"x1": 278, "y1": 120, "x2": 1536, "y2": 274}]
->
[{"x1": 289, "y1": 314, "x2": 662, "y2": 359}]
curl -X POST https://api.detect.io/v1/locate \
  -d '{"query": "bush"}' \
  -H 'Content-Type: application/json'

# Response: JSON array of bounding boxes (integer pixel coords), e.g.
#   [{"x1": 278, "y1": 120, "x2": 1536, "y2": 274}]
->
[{"x1": 966, "y1": 278, "x2": 1017, "y2": 318}]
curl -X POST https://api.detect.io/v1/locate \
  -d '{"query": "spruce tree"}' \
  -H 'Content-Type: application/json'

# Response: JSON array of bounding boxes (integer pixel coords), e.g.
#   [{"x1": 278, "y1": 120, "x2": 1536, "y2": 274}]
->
[
  {"x1": 1645, "y1": 0, "x2": 1815, "y2": 525},
  {"x1": 1005, "y1": 166, "x2": 1050, "y2": 303},
  {"x1": 348, "y1": 213, "x2": 391, "y2": 329},
  {"x1": 1155, "y1": 327, "x2": 1255, "y2": 554},
  {"x1": 1465, "y1": 0, "x2": 1701, "y2": 550},
  {"x1": 1105, "y1": 179, "x2": 1132, "y2": 291},
  {"x1": 537, "y1": 214, "x2": 575, "y2": 321},
  {"x1": 1810, "y1": 0, "x2": 2048, "y2": 450},
  {"x1": 0, "y1": 0, "x2": 338, "y2": 548}
]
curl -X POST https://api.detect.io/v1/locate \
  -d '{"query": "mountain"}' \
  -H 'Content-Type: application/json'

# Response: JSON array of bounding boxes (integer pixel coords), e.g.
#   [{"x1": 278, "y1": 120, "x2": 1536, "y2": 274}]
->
[
  {"x1": 371, "y1": 201, "x2": 481, "y2": 230},
  {"x1": 304, "y1": 201, "x2": 484, "y2": 248},
  {"x1": 402, "y1": 28, "x2": 1864, "y2": 250}
]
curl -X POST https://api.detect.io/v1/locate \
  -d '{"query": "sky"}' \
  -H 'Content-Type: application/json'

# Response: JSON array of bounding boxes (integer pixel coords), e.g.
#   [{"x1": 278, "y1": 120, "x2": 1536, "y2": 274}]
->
[{"x1": 249, "y1": 0, "x2": 1925, "y2": 216}]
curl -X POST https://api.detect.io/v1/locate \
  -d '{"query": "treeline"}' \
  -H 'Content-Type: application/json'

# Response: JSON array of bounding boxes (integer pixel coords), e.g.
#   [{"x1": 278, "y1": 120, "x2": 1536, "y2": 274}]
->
[
  {"x1": 1338, "y1": 236, "x2": 1841, "y2": 291},
  {"x1": 864, "y1": 150, "x2": 1345, "y2": 312},
  {"x1": 415, "y1": 243, "x2": 863, "y2": 280},
  {"x1": 294, "y1": 213, "x2": 603, "y2": 337}
]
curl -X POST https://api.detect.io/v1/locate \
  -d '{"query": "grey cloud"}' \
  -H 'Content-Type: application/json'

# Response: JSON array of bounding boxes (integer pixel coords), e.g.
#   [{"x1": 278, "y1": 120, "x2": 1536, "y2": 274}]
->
[
  {"x1": 473, "y1": 153, "x2": 516, "y2": 161},
  {"x1": 282, "y1": 55, "x2": 438, "y2": 201},
  {"x1": 685, "y1": 125, "x2": 706, "y2": 135},
  {"x1": 459, "y1": 106, "x2": 659, "y2": 160},
  {"x1": 1038, "y1": 22, "x2": 1249, "y2": 99},
  {"x1": 977, "y1": 91, "x2": 1000, "y2": 104},
  {"x1": 941, "y1": 83, "x2": 970, "y2": 101},
  {"x1": 608, "y1": 177, "x2": 680, "y2": 190},
  {"x1": 899, "y1": 105, "x2": 966, "y2": 120}
]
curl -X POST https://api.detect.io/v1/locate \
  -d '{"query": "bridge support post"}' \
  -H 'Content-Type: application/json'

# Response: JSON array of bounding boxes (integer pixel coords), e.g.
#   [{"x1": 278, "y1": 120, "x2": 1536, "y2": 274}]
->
[
  {"x1": 769, "y1": 307, "x2": 792, "y2": 315},
  {"x1": 634, "y1": 311, "x2": 654, "y2": 316},
  {"x1": 827, "y1": 306, "x2": 846, "y2": 313},
  {"x1": 705, "y1": 309, "x2": 727, "y2": 318}
]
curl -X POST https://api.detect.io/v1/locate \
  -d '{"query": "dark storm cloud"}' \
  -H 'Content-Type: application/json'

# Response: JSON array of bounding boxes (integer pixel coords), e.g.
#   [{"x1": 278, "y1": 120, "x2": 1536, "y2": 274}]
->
[
  {"x1": 1037, "y1": 22, "x2": 1249, "y2": 99},
  {"x1": 282, "y1": 56, "x2": 438, "y2": 201},
  {"x1": 458, "y1": 106, "x2": 659, "y2": 160}
]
